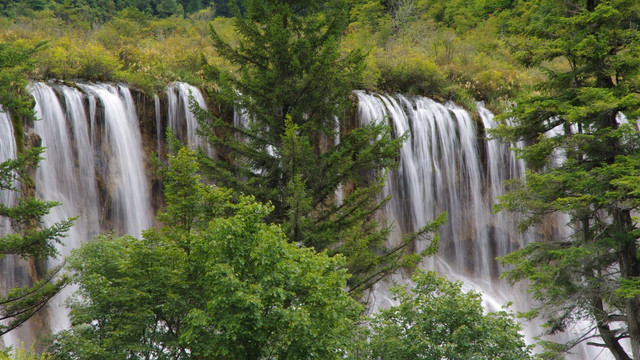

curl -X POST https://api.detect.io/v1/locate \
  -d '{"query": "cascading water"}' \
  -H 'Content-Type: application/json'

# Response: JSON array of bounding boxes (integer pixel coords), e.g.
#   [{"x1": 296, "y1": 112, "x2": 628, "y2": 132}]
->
[
  {"x1": 31, "y1": 82, "x2": 82, "y2": 332},
  {"x1": 356, "y1": 92, "x2": 596, "y2": 359},
  {"x1": 79, "y1": 83, "x2": 153, "y2": 238},
  {"x1": 155, "y1": 94, "x2": 163, "y2": 154},
  {"x1": 165, "y1": 82, "x2": 212, "y2": 155},
  {"x1": 2, "y1": 82, "x2": 155, "y2": 344},
  {"x1": 0, "y1": 83, "x2": 608, "y2": 358},
  {"x1": 357, "y1": 92, "x2": 497, "y2": 275},
  {"x1": 30, "y1": 83, "x2": 105, "y2": 334},
  {"x1": 0, "y1": 110, "x2": 33, "y2": 350}
]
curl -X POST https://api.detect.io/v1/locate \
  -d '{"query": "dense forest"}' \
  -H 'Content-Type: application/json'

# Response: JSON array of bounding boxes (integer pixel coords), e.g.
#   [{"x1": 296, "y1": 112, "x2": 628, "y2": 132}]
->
[{"x1": 1, "y1": 0, "x2": 639, "y2": 359}]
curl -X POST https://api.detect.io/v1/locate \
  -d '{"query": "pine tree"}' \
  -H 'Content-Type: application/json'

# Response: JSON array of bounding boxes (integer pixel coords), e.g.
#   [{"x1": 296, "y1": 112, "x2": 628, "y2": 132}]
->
[
  {"x1": 0, "y1": 41, "x2": 75, "y2": 337},
  {"x1": 197, "y1": 0, "x2": 442, "y2": 293},
  {"x1": 0, "y1": 149, "x2": 74, "y2": 336},
  {"x1": 494, "y1": 1, "x2": 640, "y2": 358}
]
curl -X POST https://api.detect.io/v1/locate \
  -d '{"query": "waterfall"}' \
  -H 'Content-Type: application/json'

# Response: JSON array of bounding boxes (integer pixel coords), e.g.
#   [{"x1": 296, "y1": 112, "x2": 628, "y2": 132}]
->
[
  {"x1": 165, "y1": 82, "x2": 212, "y2": 155},
  {"x1": 0, "y1": 110, "x2": 31, "y2": 350},
  {"x1": 0, "y1": 83, "x2": 607, "y2": 358},
  {"x1": 356, "y1": 92, "x2": 599, "y2": 359},
  {"x1": 155, "y1": 94, "x2": 163, "y2": 154},
  {"x1": 79, "y1": 83, "x2": 153, "y2": 238},
  {"x1": 0, "y1": 109, "x2": 16, "y2": 216},
  {"x1": 31, "y1": 82, "x2": 82, "y2": 332},
  {"x1": 357, "y1": 92, "x2": 498, "y2": 276},
  {"x1": 20, "y1": 82, "x2": 152, "y2": 340}
]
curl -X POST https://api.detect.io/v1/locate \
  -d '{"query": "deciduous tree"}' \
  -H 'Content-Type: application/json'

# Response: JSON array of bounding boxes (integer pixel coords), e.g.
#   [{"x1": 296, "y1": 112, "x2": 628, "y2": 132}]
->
[
  {"x1": 363, "y1": 271, "x2": 533, "y2": 360},
  {"x1": 50, "y1": 147, "x2": 362, "y2": 360}
]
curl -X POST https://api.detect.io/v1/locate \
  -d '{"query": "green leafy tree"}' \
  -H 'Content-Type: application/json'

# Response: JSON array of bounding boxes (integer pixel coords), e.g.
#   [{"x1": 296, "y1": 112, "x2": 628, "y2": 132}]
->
[
  {"x1": 0, "y1": 41, "x2": 74, "y2": 337},
  {"x1": 50, "y1": 147, "x2": 362, "y2": 360},
  {"x1": 198, "y1": 0, "x2": 443, "y2": 294},
  {"x1": 362, "y1": 271, "x2": 533, "y2": 360},
  {"x1": 494, "y1": 0, "x2": 640, "y2": 358}
]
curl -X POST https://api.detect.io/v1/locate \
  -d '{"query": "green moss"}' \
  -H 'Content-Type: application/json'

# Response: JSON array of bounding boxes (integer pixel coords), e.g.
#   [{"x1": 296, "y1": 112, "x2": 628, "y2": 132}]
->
[{"x1": 10, "y1": 112, "x2": 24, "y2": 154}]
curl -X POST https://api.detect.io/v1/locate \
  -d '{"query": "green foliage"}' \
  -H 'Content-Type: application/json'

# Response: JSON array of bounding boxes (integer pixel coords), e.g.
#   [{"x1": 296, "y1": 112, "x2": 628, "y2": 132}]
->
[
  {"x1": 0, "y1": 0, "x2": 535, "y2": 103},
  {"x1": 0, "y1": 41, "x2": 42, "y2": 125},
  {"x1": 199, "y1": 0, "x2": 442, "y2": 294},
  {"x1": 39, "y1": 37, "x2": 121, "y2": 81},
  {"x1": 376, "y1": 44, "x2": 446, "y2": 94},
  {"x1": 50, "y1": 147, "x2": 362, "y2": 360},
  {"x1": 362, "y1": 271, "x2": 533, "y2": 360},
  {"x1": 0, "y1": 342, "x2": 51, "y2": 360},
  {"x1": 340, "y1": 0, "x2": 532, "y2": 104},
  {"x1": 0, "y1": 147, "x2": 74, "y2": 336},
  {"x1": 494, "y1": 0, "x2": 640, "y2": 358}
]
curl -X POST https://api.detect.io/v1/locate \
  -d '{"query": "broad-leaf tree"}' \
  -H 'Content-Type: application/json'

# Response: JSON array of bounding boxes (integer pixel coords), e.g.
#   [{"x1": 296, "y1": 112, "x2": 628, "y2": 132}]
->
[
  {"x1": 363, "y1": 271, "x2": 533, "y2": 360},
  {"x1": 494, "y1": 1, "x2": 640, "y2": 358},
  {"x1": 197, "y1": 0, "x2": 442, "y2": 294},
  {"x1": 50, "y1": 147, "x2": 362, "y2": 360}
]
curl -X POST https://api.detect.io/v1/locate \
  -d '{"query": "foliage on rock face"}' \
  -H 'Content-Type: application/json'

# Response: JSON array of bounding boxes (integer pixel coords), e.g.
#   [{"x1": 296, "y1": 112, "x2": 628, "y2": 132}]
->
[
  {"x1": 341, "y1": 0, "x2": 532, "y2": 106},
  {"x1": 198, "y1": 0, "x2": 443, "y2": 294},
  {"x1": 360, "y1": 271, "x2": 533, "y2": 360},
  {"x1": 493, "y1": 0, "x2": 640, "y2": 358},
  {"x1": 49, "y1": 147, "x2": 362, "y2": 360},
  {"x1": 0, "y1": 8, "x2": 224, "y2": 94},
  {"x1": 0, "y1": 40, "x2": 43, "y2": 150},
  {"x1": 0, "y1": 42, "x2": 74, "y2": 338}
]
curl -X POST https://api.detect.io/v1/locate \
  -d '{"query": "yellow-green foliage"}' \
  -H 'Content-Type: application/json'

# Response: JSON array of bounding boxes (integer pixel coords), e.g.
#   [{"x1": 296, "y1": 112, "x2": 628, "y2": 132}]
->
[
  {"x1": 378, "y1": 44, "x2": 445, "y2": 95},
  {"x1": 0, "y1": 1, "x2": 536, "y2": 104},
  {"x1": 0, "y1": 343, "x2": 50, "y2": 360},
  {"x1": 341, "y1": 1, "x2": 537, "y2": 107},
  {"x1": 40, "y1": 37, "x2": 120, "y2": 80},
  {"x1": 0, "y1": 8, "x2": 230, "y2": 94}
]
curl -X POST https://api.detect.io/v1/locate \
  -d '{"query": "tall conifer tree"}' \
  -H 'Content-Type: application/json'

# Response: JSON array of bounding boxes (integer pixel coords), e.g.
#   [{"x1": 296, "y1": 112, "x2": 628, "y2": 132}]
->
[
  {"x1": 494, "y1": 1, "x2": 640, "y2": 358},
  {"x1": 197, "y1": 0, "x2": 442, "y2": 292}
]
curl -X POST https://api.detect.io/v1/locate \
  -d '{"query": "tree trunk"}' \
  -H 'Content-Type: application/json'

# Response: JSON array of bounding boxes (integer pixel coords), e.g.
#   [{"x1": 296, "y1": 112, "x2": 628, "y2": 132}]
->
[
  {"x1": 593, "y1": 296, "x2": 633, "y2": 360},
  {"x1": 615, "y1": 210, "x2": 640, "y2": 360},
  {"x1": 626, "y1": 297, "x2": 640, "y2": 360}
]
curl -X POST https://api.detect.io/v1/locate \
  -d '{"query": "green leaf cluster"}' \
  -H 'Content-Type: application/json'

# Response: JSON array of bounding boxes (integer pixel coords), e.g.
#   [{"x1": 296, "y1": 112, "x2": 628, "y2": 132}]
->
[
  {"x1": 50, "y1": 147, "x2": 363, "y2": 360},
  {"x1": 362, "y1": 271, "x2": 533, "y2": 360}
]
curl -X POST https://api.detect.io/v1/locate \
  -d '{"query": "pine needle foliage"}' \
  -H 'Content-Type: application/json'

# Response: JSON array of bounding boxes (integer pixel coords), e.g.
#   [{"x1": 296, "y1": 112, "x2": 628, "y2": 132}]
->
[
  {"x1": 197, "y1": 0, "x2": 443, "y2": 293},
  {"x1": 493, "y1": 1, "x2": 640, "y2": 358}
]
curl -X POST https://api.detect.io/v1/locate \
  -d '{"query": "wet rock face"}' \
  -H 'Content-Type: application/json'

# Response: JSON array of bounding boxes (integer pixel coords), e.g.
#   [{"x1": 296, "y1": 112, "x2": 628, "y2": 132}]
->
[{"x1": 130, "y1": 88, "x2": 166, "y2": 218}]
